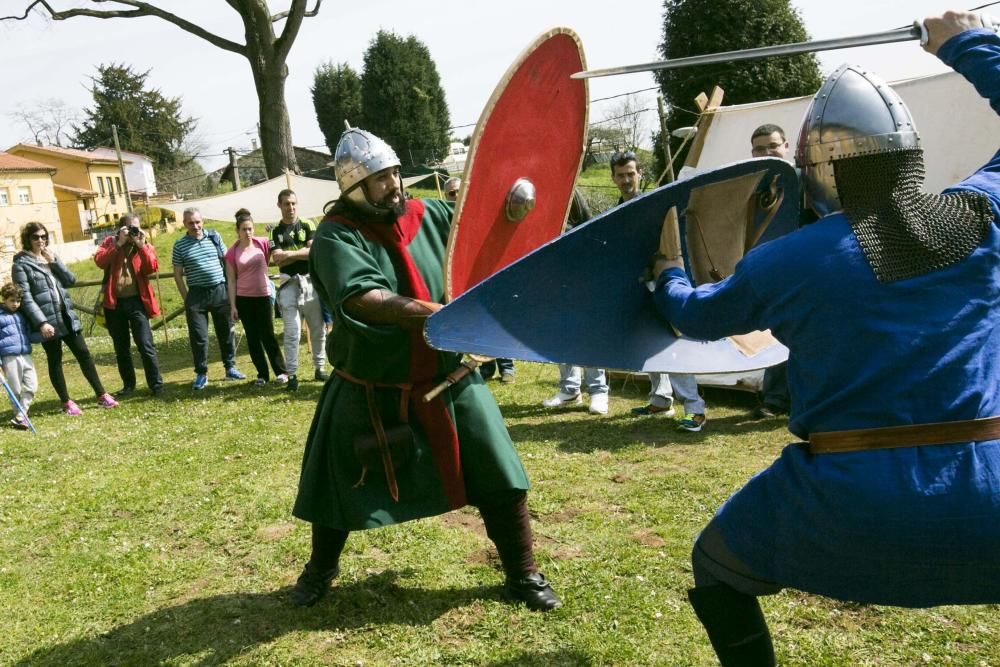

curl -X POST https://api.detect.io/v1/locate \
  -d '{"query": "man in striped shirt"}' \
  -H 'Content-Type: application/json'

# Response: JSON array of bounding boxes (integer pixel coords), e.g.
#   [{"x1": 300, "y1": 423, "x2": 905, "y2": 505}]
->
[{"x1": 172, "y1": 207, "x2": 245, "y2": 390}]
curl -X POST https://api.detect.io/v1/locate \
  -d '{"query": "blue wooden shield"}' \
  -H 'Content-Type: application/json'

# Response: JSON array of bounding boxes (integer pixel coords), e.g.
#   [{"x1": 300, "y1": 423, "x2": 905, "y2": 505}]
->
[{"x1": 425, "y1": 158, "x2": 800, "y2": 374}]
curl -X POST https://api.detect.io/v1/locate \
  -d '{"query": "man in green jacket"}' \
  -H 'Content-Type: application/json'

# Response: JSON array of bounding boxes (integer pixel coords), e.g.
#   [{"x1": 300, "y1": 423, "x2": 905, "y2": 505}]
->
[{"x1": 290, "y1": 127, "x2": 560, "y2": 613}]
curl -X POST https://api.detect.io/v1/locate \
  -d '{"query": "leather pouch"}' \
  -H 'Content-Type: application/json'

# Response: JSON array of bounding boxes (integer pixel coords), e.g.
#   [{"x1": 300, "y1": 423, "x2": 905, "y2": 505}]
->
[{"x1": 353, "y1": 423, "x2": 414, "y2": 474}]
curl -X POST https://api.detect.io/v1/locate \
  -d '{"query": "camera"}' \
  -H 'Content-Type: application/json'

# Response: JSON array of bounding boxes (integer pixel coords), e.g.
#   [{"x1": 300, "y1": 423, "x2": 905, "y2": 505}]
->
[{"x1": 128, "y1": 226, "x2": 140, "y2": 237}]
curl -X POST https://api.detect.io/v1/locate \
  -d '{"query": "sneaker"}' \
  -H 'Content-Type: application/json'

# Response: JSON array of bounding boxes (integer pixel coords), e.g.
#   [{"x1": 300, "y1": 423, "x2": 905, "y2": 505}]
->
[
  {"x1": 97, "y1": 393, "x2": 119, "y2": 409},
  {"x1": 114, "y1": 386, "x2": 135, "y2": 399},
  {"x1": 753, "y1": 404, "x2": 777, "y2": 419},
  {"x1": 290, "y1": 562, "x2": 340, "y2": 607},
  {"x1": 631, "y1": 404, "x2": 676, "y2": 417},
  {"x1": 63, "y1": 400, "x2": 82, "y2": 416},
  {"x1": 677, "y1": 414, "x2": 707, "y2": 432},
  {"x1": 192, "y1": 374, "x2": 209, "y2": 391},
  {"x1": 542, "y1": 391, "x2": 582, "y2": 408},
  {"x1": 500, "y1": 372, "x2": 516, "y2": 384},
  {"x1": 505, "y1": 572, "x2": 562, "y2": 611},
  {"x1": 588, "y1": 392, "x2": 609, "y2": 415},
  {"x1": 253, "y1": 377, "x2": 267, "y2": 386},
  {"x1": 10, "y1": 414, "x2": 29, "y2": 430},
  {"x1": 151, "y1": 385, "x2": 165, "y2": 398},
  {"x1": 315, "y1": 369, "x2": 330, "y2": 382},
  {"x1": 287, "y1": 374, "x2": 299, "y2": 392},
  {"x1": 274, "y1": 374, "x2": 289, "y2": 385},
  {"x1": 224, "y1": 367, "x2": 246, "y2": 381}
]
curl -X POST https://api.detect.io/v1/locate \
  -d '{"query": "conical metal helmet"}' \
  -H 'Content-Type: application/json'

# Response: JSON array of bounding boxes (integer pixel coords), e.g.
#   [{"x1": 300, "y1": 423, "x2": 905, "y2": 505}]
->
[
  {"x1": 333, "y1": 125, "x2": 401, "y2": 211},
  {"x1": 795, "y1": 64, "x2": 920, "y2": 217}
]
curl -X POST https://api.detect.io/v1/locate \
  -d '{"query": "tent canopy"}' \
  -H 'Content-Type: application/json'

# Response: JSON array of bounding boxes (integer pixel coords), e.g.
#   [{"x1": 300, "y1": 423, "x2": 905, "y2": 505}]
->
[
  {"x1": 689, "y1": 71, "x2": 1000, "y2": 195},
  {"x1": 161, "y1": 172, "x2": 439, "y2": 223}
]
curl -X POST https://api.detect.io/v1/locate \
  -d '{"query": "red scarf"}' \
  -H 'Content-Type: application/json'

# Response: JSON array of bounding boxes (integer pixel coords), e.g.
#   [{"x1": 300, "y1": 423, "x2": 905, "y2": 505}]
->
[{"x1": 329, "y1": 200, "x2": 467, "y2": 508}]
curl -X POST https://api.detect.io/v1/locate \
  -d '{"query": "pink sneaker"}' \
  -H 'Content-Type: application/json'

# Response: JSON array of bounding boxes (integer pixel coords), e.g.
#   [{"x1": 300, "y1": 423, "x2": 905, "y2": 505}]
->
[
  {"x1": 97, "y1": 393, "x2": 119, "y2": 409},
  {"x1": 63, "y1": 400, "x2": 82, "y2": 416}
]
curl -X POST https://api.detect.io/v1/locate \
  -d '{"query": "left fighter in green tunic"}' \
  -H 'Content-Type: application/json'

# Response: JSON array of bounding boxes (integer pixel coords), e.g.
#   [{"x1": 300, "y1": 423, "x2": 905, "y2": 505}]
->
[{"x1": 290, "y1": 126, "x2": 561, "y2": 612}]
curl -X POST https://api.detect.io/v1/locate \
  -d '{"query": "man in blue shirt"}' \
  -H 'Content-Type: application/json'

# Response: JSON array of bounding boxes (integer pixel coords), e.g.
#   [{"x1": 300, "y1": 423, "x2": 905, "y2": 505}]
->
[
  {"x1": 654, "y1": 11, "x2": 1000, "y2": 665},
  {"x1": 172, "y1": 207, "x2": 244, "y2": 390}
]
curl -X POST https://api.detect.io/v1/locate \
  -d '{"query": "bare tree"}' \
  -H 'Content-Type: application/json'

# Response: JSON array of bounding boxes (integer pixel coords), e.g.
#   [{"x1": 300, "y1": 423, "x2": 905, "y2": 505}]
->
[
  {"x1": 598, "y1": 93, "x2": 652, "y2": 152},
  {"x1": 1, "y1": 0, "x2": 323, "y2": 177},
  {"x1": 7, "y1": 97, "x2": 79, "y2": 146}
]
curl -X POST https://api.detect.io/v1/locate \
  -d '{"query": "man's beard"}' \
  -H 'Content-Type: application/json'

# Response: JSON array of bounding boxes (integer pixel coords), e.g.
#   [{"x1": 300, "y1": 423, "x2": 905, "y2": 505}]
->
[{"x1": 376, "y1": 190, "x2": 406, "y2": 220}]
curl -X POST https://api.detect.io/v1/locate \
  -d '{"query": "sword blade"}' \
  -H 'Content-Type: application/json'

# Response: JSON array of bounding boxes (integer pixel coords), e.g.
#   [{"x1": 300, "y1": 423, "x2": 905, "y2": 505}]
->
[{"x1": 572, "y1": 25, "x2": 920, "y2": 79}]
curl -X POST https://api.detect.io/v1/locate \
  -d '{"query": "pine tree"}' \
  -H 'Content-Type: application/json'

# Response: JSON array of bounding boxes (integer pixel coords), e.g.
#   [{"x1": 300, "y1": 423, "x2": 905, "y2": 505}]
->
[
  {"x1": 360, "y1": 30, "x2": 451, "y2": 168},
  {"x1": 312, "y1": 62, "x2": 363, "y2": 154},
  {"x1": 72, "y1": 64, "x2": 196, "y2": 169},
  {"x1": 654, "y1": 0, "x2": 823, "y2": 177}
]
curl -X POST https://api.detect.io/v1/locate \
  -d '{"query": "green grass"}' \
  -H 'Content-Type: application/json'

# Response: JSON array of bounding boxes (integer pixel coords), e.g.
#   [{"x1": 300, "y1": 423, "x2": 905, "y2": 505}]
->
[{"x1": 2, "y1": 235, "x2": 999, "y2": 665}]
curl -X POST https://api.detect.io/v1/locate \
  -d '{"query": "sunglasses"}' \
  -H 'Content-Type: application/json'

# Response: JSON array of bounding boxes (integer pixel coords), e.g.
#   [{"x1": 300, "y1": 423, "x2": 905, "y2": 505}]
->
[
  {"x1": 611, "y1": 150, "x2": 637, "y2": 162},
  {"x1": 31, "y1": 233, "x2": 48, "y2": 241}
]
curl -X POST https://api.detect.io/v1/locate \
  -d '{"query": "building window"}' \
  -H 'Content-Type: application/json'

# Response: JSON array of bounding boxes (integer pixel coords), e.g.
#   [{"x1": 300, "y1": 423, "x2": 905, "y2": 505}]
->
[
  {"x1": 97, "y1": 178, "x2": 106, "y2": 196},
  {"x1": 16, "y1": 187, "x2": 31, "y2": 204},
  {"x1": 115, "y1": 177, "x2": 123, "y2": 194},
  {"x1": 108, "y1": 177, "x2": 116, "y2": 204},
  {"x1": 0, "y1": 189, "x2": 8, "y2": 206}
]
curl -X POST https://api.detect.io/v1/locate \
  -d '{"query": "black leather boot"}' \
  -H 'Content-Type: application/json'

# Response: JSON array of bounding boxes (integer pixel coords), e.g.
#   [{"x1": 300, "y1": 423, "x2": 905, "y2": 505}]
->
[
  {"x1": 290, "y1": 524, "x2": 349, "y2": 607},
  {"x1": 290, "y1": 562, "x2": 339, "y2": 607},
  {"x1": 688, "y1": 584, "x2": 776, "y2": 666},
  {"x1": 506, "y1": 572, "x2": 562, "y2": 611}
]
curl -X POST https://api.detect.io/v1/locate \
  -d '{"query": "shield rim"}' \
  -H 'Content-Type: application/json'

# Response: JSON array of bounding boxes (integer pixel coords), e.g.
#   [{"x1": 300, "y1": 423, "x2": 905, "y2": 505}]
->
[{"x1": 444, "y1": 26, "x2": 589, "y2": 301}]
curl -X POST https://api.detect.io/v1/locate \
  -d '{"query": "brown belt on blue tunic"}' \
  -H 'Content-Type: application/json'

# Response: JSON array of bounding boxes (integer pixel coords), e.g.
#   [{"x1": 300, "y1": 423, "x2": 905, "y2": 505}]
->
[{"x1": 809, "y1": 415, "x2": 1000, "y2": 454}]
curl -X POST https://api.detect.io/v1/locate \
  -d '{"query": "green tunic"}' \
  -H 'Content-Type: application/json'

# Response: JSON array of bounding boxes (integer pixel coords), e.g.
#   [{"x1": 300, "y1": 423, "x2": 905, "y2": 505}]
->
[{"x1": 293, "y1": 198, "x2": 529, "y2": 530}]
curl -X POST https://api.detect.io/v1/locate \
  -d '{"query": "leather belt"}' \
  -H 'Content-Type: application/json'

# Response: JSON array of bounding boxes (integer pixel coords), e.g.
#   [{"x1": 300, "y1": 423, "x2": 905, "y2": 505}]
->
[{"x1": 809, "y1": 415, "x2": 1000, "y2": 454}]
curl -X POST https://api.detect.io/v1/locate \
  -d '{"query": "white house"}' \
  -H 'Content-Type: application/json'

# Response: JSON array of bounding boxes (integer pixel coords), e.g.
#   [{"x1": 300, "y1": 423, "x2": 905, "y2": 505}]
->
[{"x1": 89, "y1": 146, "x2": 158, "y2": 196}]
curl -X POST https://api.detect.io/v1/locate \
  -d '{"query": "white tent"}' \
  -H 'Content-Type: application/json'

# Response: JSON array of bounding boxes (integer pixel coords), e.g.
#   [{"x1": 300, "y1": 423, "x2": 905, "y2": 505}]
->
[
  {"x1": 160, "y1": 172, "x2": 439, "y2": 223},
  {"x1": 689, "y1": 71, "x2": 1000, "y2": 194}
]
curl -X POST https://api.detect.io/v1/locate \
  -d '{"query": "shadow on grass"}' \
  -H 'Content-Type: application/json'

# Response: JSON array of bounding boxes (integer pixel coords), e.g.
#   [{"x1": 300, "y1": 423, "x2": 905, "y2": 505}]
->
[
  {"x1": 505, "y1": 408, "x2": 791, "y2": 454},
  {"x1": 14, "y1": 571, "x2": 505, "y2": 666},
  {"x1": 485, "y1": 649, "x2": 595, "y2": 666}
]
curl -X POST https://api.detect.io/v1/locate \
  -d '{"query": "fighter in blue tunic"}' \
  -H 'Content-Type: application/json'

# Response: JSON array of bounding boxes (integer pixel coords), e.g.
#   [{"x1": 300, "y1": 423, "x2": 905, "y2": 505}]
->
[{"x1": 651, "y1": 11, "x2": 1000, "y2": 666}]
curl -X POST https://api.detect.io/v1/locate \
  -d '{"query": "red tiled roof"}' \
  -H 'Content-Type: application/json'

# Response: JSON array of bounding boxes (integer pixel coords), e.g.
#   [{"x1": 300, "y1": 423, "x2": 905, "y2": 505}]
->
[
  {"x1": 6, "y1": 143, "x2": 124, "y2": 165},
  {"x1": 0, "y1": 152, "x2": 56, "y2": 173}
]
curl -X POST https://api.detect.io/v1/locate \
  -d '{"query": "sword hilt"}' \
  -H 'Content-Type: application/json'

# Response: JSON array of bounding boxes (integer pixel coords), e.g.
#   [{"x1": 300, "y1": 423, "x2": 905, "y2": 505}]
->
[{"x1": 422, "y1": 358, "x2": 480, "y2": 403}]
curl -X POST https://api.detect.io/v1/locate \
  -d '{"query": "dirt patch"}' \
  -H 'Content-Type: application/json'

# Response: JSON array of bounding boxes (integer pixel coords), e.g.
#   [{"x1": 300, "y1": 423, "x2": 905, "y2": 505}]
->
[
  {"x1": 611, "y1": 473, "x2": 632, "y2": 484},
  {"x1": 466, "y1": 547, "x2": 501, "y2": 569},
  {"x1": 544, "y1": 507, "x2": 581, "y2": 523},
  {"x1": 255, "y1": 522, "x2": 295, "y2": 541},
  {"x1": 631, "y1": 529, "x2": 666, "y2": 548},
  {"x1": 438, "y1": 510, "x2": 487, "y2": 538},
  {"x1": 549, "y1": 544, "x2": 585, "y2": 560}
]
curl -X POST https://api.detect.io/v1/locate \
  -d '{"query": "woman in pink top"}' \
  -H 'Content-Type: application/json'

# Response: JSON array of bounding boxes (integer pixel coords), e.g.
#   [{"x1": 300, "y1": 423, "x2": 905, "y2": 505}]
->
[{"x1": 225, "y1": 209, "x2": 288, "y2": 386}]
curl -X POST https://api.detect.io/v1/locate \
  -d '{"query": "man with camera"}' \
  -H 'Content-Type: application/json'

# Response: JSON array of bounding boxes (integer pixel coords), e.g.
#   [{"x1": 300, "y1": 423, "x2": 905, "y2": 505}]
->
[{"x1": 94, "y1": 213, "x2": 164, "y2": 397}]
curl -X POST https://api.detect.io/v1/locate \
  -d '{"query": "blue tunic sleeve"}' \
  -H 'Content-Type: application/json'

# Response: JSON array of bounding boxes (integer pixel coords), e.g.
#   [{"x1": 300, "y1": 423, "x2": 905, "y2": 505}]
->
[
  {"x1": 652, "y1": 261, "x2": 765, "y2": 341},
  {"x1": 938, "y1": 29, "x2": 1000, "y2": 214}
]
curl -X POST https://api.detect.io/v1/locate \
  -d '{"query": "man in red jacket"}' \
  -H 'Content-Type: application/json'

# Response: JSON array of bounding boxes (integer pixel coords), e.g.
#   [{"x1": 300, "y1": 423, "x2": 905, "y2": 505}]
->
[{"x1": 94, "y1": 213, "x2": 164, "y2": 397}]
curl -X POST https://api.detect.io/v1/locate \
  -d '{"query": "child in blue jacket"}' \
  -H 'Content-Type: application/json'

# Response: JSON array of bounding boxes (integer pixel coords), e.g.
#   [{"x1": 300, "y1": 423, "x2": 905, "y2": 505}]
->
[{"x1": 0, "y1": 282, "x2": 38, "y2": 429}]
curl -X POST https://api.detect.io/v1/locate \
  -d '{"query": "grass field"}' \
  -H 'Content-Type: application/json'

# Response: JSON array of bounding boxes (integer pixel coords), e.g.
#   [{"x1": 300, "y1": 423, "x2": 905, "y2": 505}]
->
[{"x1": 2, "y1": 224, "x2": 999, "y2": 665}]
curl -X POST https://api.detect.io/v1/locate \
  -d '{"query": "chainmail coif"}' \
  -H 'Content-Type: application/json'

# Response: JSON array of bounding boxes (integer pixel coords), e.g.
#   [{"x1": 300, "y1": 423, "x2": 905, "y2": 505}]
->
[{"x1": 834, "y1": 149, "x2": 993, "y2": 283}]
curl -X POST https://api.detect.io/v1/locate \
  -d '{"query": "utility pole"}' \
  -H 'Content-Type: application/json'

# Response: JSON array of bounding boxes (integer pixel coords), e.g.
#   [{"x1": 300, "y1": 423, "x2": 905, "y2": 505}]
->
[
  {"x1": 656, "y1": 95, "x2": 676, "y2": 185},
  {"x1": 228, "y1": 147, "x2": 241, "y2": 190},
  {"x1": 111, "y1": 124, "x2": 133, "y2": 212}
]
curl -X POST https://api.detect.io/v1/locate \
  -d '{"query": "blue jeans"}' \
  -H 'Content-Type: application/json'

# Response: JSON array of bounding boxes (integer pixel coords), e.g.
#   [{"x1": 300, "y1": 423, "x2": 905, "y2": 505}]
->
[
  {"x1": 184, "y1": 283, "x2": 236, "y2": 375},
  {"x1": 480, "y1": 358, "x2": 514, "y2": 378},
  {"x1": 648, "y1": 372, "x2": 704, "y2": 414},
  {"x1": 558, "y1": 364, "x2": 608, "y2": 395}
]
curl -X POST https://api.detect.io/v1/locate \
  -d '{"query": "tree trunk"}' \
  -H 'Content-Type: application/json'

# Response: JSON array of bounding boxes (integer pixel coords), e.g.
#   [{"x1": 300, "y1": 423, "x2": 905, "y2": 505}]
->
[{"x1": 253, "y1": 64, "x2": 299, "y2": 178}]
